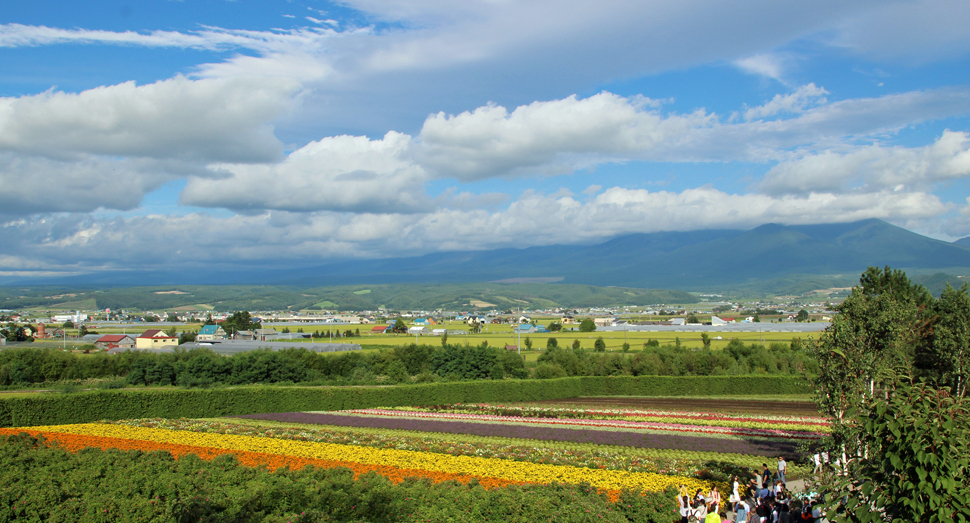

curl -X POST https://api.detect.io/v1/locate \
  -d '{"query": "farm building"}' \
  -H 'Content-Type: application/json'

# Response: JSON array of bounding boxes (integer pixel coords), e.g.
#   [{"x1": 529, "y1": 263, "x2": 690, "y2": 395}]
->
[
  {"x1": 197, "y1": 324, "x2": 227, "y2": 341},
  {"x1": 135, "y1": 329, "x2": 178, "y2": 349},
  {"x1": 95, "y1": 334, "x2": 135, "y2": 350},
  {"x1": 432, "y1": 328, "x2": 447, "y2": 336},
  {"x1": 408, "y1": 326, "x2": 430, "y2": 335}
]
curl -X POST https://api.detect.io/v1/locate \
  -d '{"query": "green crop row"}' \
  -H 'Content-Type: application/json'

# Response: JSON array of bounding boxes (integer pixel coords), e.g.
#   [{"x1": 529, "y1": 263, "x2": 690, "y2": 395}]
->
[{"x1": 0, "y1": 375, "x2": 809, "y2": 427}]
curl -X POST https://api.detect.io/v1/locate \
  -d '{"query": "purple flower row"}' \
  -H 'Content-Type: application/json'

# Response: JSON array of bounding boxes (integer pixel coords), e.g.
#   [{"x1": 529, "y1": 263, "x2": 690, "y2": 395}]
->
[{"x1": 234, "y1": 411, "x2": 798, "y2": 456}]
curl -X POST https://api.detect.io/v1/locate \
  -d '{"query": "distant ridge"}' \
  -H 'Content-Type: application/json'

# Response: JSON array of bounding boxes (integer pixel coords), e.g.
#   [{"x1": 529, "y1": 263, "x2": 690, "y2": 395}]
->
[{"x1": 7, "y1": 219, "x2": 970, "y2": 291}]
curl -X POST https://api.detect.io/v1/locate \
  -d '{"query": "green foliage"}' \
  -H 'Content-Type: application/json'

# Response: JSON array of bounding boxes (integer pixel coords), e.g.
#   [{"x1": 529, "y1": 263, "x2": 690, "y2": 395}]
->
[
  {"x1": 392, "y1": 318, "x2": 407, "y2": 333},
  {"x1": 579, "y1": 318, "x2": 596, "y2": 333},
  {"x1": 819, "y1": 383, "x2": 970, "y2": 523},
  {"x1": 524, "y1": 336, "x2": 533, "y2": 349},
  {"x1": 700, "y1": 333, "x2": 711, "y2": 349},
  {"x1": 921, "y1": 284, "x2": 970, "y2": 397},
  {"x1": 546, "y1": 337, "x2": 559, "y2": 349},
  {"x1": 686, "y1": 313, "x2": 699, "y2": 324},
  {"x1": 548, "y1": 322, "x2": 562, "y2": 332},
  {"x1": 221, "y1": 311, "x2": 261, "y2": 334},
  {"x1": 593, "y1": 337, "x2": 606, "y2": 352},
  {"x1": 795, "y1": 309, "x2": 809, "y2": 322}
]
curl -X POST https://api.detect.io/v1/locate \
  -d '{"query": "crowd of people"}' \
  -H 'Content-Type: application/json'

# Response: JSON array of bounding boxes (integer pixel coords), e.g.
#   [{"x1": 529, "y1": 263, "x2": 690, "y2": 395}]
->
[{"x1": 677, "y1": 456, "x2": 825, "y2": 523}]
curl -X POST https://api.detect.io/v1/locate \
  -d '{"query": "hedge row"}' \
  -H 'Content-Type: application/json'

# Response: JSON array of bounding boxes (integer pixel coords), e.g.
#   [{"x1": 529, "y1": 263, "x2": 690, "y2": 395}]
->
[{"x1": 0, "y1": 375, "x2": 809, "y2": 427}]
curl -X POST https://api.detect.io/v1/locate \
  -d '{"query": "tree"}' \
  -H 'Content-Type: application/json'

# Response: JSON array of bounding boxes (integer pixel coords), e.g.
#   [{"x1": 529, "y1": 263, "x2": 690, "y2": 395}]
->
[
  {"x1": 622, "y1": 342, "x2": 630, "y2": 352},
  {"x1": 392, "y1": 319, "x2": 408, "y2": 334},
  {"x1": 572, "y1": 339, "x2": 581, "y2": 350},
  {"x1": 811, "y1": 266, "x2": 931, "y2": 445},
  {"x1": 441, "y1": 332, "x2": 448, "y2": 346},
  {"x1": 701, "y1": 333, "x2": 711, "y2": 349},
  {"x1": 686, "y1": 313, "x2": 699, "y2": 324},
  {"x1": 546, "y1": 337, "x2": 558, "y2": 349},
  {"x1": 818, "y1": 382, "x2": 970, "y2": 523},
  {"x1": 166, "y1": 313, "x2": 179, "y2": 322},
  {"x1": 594, "y1": 337, "x2": 606, "y2": 352},
  {"x1": 579, "y1": 318, "x2": 596, "y2": 332},
  {"x1": 203, "y1": 313, "x2": 216, "y2": 326},
  {"x1": 548, "y1": 322, "x2": 562, "y2": 332},
  {"x1": 921, "y1": 284, "x2": 970, "y2": 397},
  {"x1": 524, "y1": 337, "x2": 533, "y2": 349},
  {"x1": 795, "y1": 309, "x2": 809, "y2": 322},
  {"x1": 752, "y1": 313, "x2": 760, "y2": 323},
  {"x1": 179, "y1": 331, "x2": 197, "y2": 345},
  {"x1": 222, "y1": 311, "x2": 260, "y2": 335},
  {"x1": 78, "y1": 325, "x2": 89, "y2": 337},
  {"x1": 62, "y1": 320, "x2": 74, "y2": 329}
]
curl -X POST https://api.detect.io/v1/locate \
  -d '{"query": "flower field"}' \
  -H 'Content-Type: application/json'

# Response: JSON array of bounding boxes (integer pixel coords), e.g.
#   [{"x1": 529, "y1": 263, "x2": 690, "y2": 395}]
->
[
  {"x1": 0, "y1": 422, "x2": 710, "y2": 499},
  {"x1": 0, "y1": 400, "x2": 822, "y2": 521}
]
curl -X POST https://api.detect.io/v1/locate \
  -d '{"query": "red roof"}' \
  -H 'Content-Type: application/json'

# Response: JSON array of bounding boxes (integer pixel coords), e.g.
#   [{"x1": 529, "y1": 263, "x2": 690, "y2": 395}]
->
[
  {"x1": 371, "y1": 325, "x2": 389, "y2": 332},
  {"x1": 97, "y1": 334, "x2": 132, "y2": 343}
]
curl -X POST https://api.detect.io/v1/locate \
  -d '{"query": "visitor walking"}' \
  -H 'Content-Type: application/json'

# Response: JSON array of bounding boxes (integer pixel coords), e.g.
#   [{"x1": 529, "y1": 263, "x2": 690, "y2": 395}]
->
[{"x1": 777, "y1": 456, "x2": 787, "y2": 483}]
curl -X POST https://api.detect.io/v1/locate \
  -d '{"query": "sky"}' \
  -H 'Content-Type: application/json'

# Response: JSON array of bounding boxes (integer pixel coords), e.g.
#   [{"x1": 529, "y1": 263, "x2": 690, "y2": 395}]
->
[{"x1": 2, "y1": 0, "x2": 970, "y2": 279}]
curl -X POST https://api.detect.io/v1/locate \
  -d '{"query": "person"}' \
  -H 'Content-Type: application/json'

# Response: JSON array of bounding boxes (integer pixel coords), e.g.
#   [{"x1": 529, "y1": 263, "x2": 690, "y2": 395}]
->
[
  {"x1": 694, "y1": 498, "x2": 709, "y2": 521},
  {"x1": 729, "y1": 475, "x2": 741, "y2": 511},
  {"x1": 777, "y1": 456, "x2": 787, "y2": 484},
  {"x1": 761, "y1": 463, "x2": 772, "y2": 488},
  {"x1": 812, "y1": 452, "x2": 821, "y2": 474},
  {"x1": 821, "y1": 451, "x2": 829, "y2": 471},
  {"x1": 735, "y1": 499, "x2": 751, "y2": 523},
  {"x1": 704, "y1": 511, "x2": 723, "y2": 523},
  {"x1": 678, "y1": 494, "x2": 692, "y2": 523},
  {"x1": 709, "y1": 485, "x2": 722, "y2": 514}
]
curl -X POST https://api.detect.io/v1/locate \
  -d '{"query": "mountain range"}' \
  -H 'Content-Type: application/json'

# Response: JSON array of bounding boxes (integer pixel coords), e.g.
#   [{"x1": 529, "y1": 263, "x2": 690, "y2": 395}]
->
[
  {"x1": 275, "y1": 219, "x2": 970, "y2": 291},
  {"x1": 6, "y1": 219, "x2": 970, "y2": 295}
]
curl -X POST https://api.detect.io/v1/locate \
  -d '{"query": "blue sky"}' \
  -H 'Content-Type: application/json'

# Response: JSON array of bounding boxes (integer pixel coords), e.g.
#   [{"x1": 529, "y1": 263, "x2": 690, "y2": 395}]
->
[{"x1": 2, "y1": 0, "x2": 970, "y2": 277}]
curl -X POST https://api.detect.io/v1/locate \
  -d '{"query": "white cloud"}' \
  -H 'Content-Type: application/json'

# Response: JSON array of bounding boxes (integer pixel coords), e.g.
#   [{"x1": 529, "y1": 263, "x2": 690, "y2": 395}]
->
[
  {"x1": 831, "y1": 0, "x2": 970, "y2": 62},
  {"x1": 734, "y1": 53, "x2": 789, "y2": 82},
  {"x1": 415, "y1": 92, "x2": 715, "y2": 181},
  {"x1": 180, "y1": 132, "x2": 431, "y2": 213},
  {"x1": 1, "y1": 186, "x2": 950, "y2": 272},
  {"x1": 760, "y1": 130, "x2": 970, "y2": 195},
  {"x1": 0, "y1": 154, "x2": 203, "y2": 215},
  {"x1": 0, "y1": 75, "x2": 299, "y2": 162},
  {"x1": 744, "y1": 84, "x2": 829, "y2": 121}
]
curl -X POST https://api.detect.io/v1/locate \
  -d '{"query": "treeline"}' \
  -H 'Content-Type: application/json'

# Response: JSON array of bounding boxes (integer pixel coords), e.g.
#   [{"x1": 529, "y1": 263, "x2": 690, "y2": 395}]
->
[
  {"x1": 0, "y1": 433, "x2": 677, "y2": 523},
  {"x1": 0, "y1": 338, "x2": 814, "y2": 389},
  {"x1": 534, "y1": 338, "x2": 817, "y2": 378}
]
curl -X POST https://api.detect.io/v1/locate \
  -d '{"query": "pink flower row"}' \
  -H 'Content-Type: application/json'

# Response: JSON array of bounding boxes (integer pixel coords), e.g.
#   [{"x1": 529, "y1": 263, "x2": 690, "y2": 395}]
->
[{"x1": 343, "y1": 409, "x2": 825, "y2": 440}]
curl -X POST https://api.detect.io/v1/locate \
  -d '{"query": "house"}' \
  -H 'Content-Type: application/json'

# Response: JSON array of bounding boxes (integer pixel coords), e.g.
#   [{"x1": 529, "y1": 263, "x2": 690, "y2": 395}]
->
[
  {"x1": 513, "y1": 324, "x2": 537, "y2": 334},
  {"x1": 370, "y1": 325, "x2": 390, "y2": 334},
  {"x1": 561, "y1": 315, "x2": 576, "y2": 324},
  {"x1": 413, "y1": 318, "x2": 437, "y2": 326},
  {"x1": 408, "y1": 326, "x2": 430, "y2": 335},
  {"x1": 135, "y1": 329, "x2": 178, "y2": 349},
  {"x1": 197, "y1": 324, "x2": 227, "y2": 341},
  {"x1": 593, "y1": 317, "x2": 615, "y2": 327},
  {"x1": 432, "y1": 328, "x2": 448, "y2": 336},
  {"x1": 233, "y1": 330, "x2": 255, "y2": 340},
  {"x1": 254, "y1": 329, "x2": 278, "y2": 341},
  {"x1": 95, "y1": 334, "x2": 135, "y2": 351},
  {"x1": 518, "y1": 315, "x2": 532, "y2": 324},
  {"x1": 711, "y1": 316, "x2": 732, "y2": 326}
]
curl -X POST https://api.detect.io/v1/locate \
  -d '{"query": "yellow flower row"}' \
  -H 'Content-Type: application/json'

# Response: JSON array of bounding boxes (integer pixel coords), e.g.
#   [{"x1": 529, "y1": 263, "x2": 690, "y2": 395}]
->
[{"x1": 26, "y1": 423, "x2": 710, "y2": 494}]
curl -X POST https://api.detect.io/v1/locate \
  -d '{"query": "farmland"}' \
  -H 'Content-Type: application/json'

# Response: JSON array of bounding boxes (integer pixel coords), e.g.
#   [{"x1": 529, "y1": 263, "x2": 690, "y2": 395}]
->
[{"x1": 0, "y1": 397, "x2": 822, "y2": 521}]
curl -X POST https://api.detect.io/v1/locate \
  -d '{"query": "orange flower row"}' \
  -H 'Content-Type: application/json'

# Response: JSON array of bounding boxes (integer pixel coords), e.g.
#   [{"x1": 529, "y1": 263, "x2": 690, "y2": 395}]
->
[{"x1": 0, "y1": 428, "x2": 523, "y2": 490}]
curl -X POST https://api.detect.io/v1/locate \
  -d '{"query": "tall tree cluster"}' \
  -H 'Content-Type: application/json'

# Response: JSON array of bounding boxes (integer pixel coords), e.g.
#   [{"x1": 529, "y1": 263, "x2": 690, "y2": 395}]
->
[{"x1": 811, "y1": 267, "x2": 970, "y2": 522}]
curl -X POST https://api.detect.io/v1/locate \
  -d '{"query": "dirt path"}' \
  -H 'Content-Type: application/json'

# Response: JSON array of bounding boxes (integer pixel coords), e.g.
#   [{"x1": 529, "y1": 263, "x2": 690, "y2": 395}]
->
[{"x1": 526, "y1": 397, "x2": 822, "y2": 416}]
